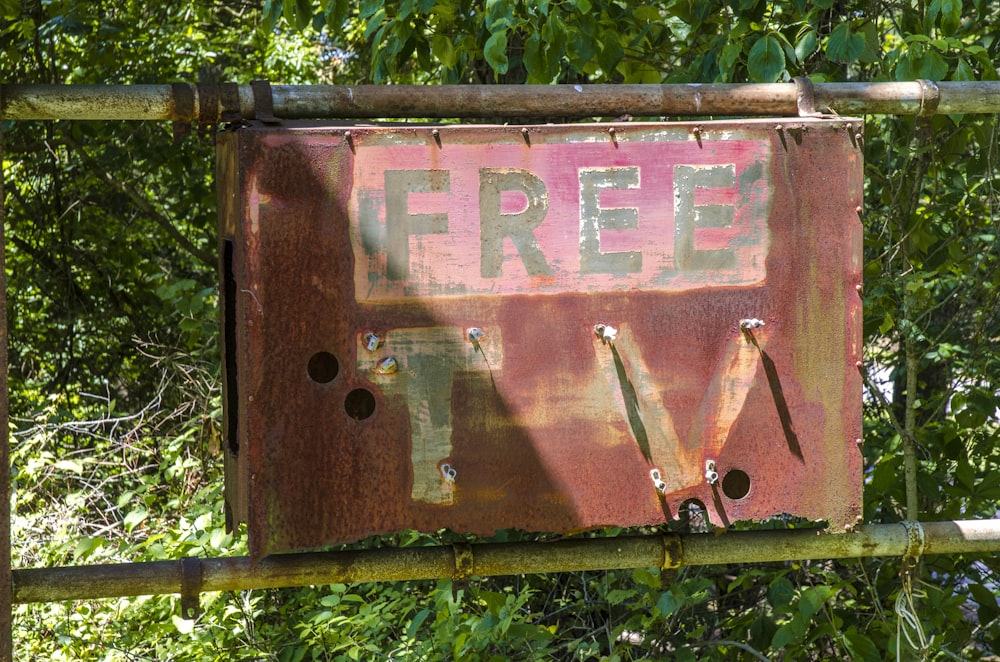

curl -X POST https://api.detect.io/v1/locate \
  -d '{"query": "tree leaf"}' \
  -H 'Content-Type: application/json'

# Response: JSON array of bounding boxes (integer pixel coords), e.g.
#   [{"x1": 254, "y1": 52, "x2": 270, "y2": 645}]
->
[
  {"x1": 952, "y1": 58, "x2": 975, "y2": 81},
  {"x1": 123, "y1": 507, "x2": 148, "y2": 532},
  {"x1": 542, "y1": 13, "x2": 568, "y2": 66},
  {"x1": 798, "y1": 585, "x2": 833, "y2": 618},
  {"x1": 406, "y1": 609, "x2": 430, "y2": 638},
  {"x1": 748, "y1": 35, "x2": 785, "y2": 82},
  {"x1": 363, "y1": 9, "x2": 385, "y2": 40},
  {"x1": 955, "y1": 452, "x2": 975, "y2": 489},
  {"x1": 656, "y1": 590, "x2": 680, "y2": 616},
  {"x1": 73, "y1": 536, "x2": 104, "y2": 561},
  {"x1": 635, "y1": 5, "x2": 662, "y2": 22},
  {"x1": 54, "y1": 459, "x2": 84, "y2": 474},
  {"x1": 606, "y1": 588, "x2": 636, "y2": 605},
  {"x1": 262, "y1": 0, "x2": 283, "y2": 31},
  {"x1": 771, "y1": 30, "x2": 797, "y2": 64},
  {"x1": 749, "y1": 614, "x2": 777, "y2": 650},
  {"x1": 827, "y1": 23, "x2": 866, "y2": 63},
  {"x1": 432, "y1": 33, "x2": 457, "y2": 67},
  {"x1": 843, "y1": 630, "x2": 881, "y2": 662},
  {"x1": 795, "y1": 29, "x2": 818, "y2": 62},
  {"x1": 485, "y1": 0, "x2": 512, "y2": 31},
  {"x1": 483, "y1": 29, "x2": 509, "y2": 74},
  {"x1": 598, "y1": 37, "x2": 624, "y2": 77},
  {"x1": 895, "y1": 49, "x2": 949, "y2": 81},
  {"x1": 325, "y1": 0, "x2": 350, "y2": 30},
  {"x1": 567, "y1": 27, "x2": 597, "y2": 68},
  {"x1": 969, "y1": 583, "x2": 1000, "y2": 619},
  {"x1": 0, "y1": 0, "x2": 21, "y2": 19},
  {"x1": 523, "y1": 33, "x2": 550, "y2": 82},
  {"x1": 294, "y1": 0, "x2": 313, "y2": 31},
  {"x1": 171, "y1": 614, "x2": 195, "y2": 635},
  {"x1": 768, "y1": 576, "x2": 795, "y2": 611},
  {"x1": 857, "y1": 21, "x2": 880, "y2": 63},
  {"x1": 771, "y1": 621, "x2": 797, "y2": 649},
  {"x1": 943, "y1": 0, "x2": 962, "y2": 34},
  {"x1": 720, "y1": 42, "x2": 742, "y2": 75},
  {"x1": 359, "y1": 0, "x2": 381, "y2": 19}
]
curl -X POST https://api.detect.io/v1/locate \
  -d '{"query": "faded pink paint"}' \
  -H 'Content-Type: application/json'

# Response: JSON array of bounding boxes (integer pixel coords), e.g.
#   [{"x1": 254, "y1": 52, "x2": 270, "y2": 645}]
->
[{"x1": 350, "y1": 138, "x2": 771, "y2": 299}]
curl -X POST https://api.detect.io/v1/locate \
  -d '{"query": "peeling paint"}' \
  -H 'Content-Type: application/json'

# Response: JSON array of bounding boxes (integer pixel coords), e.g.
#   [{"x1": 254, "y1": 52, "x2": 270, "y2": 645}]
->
[{"x1": 219, "y1": 119, "x2": 864, "y2": 558}]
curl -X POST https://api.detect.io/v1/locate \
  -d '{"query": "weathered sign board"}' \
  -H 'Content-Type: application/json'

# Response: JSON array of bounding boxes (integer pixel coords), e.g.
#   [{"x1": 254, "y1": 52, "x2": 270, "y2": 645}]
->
[{"x1": 218, "y1": 119, "x2": 864, "y2": 560}]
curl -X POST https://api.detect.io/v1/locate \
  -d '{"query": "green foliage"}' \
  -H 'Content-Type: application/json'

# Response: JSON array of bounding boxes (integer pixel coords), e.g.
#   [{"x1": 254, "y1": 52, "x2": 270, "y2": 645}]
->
[
  {"x1": 3, "y1": 0, "x2": 1000, "y2": 659},
  {"x1": 748, "y1": 35, "x2": 786, "y2": 82}
]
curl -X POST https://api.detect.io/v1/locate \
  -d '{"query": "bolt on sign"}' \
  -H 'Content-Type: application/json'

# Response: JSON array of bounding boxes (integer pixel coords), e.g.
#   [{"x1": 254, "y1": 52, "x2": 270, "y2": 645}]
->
[{"x1": 217, "y1": 118, "x2": 864, "y2": 560}]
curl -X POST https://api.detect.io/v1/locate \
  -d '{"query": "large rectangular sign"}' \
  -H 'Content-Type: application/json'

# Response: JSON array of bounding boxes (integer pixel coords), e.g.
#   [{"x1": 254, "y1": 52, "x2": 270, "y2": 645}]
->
[{"x1": 219, "y1": 119, "x2": 864, "y2": 559}]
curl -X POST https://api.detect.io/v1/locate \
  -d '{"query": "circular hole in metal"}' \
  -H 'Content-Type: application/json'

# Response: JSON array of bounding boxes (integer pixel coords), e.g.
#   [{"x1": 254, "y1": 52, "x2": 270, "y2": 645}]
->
[
  {"x1": 307, "y1": 352, "x2": 340, "y2": 383},
  {"x1": 721, "y1": 469, "x2": 751, "y2": 500},
  {"x1": 345, "y1": 388, "x2": 376, "y2": 420}
]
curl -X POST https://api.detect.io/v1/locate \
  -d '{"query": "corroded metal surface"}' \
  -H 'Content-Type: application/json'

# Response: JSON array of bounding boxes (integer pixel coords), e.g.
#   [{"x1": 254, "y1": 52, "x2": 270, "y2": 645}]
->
[
  {"x1": 15, "y1": 521, "x2": 1000, "y2": 603},
  {"x1": 6, "y1": 82, "x2": 1000, "y2": 120},
  {"x1": 219, "y1": 119, "x2": 864, "y2": 559}
]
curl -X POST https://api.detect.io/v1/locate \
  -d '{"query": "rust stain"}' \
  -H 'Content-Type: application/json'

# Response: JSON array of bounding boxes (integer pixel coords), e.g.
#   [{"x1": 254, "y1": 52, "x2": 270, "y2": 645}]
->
[{"x1": 219, "y1": 119, "x2": 864, "y2": 559}]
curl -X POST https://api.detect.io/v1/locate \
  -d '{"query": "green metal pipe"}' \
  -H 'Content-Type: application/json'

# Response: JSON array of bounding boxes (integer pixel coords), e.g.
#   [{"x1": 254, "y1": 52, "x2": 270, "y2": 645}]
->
[
  {"x1": 2, "y1": 81, "x2": 999, "y2": 121},
  {"x1": 11, "y1": 520, "x2": 1000, "y2": 604}
]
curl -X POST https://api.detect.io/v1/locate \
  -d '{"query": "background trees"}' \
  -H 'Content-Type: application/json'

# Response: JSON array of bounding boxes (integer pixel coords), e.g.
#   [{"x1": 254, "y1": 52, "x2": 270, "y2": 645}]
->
[{"x1": 2, "y1": 0, "x2": 998, "y2": 659}]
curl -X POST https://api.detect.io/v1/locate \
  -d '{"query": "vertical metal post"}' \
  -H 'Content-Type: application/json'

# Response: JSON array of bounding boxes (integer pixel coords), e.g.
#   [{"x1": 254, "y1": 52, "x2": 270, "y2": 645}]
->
[{"x1": 0, "y1": 127, "x2": 12, "y2": 661}]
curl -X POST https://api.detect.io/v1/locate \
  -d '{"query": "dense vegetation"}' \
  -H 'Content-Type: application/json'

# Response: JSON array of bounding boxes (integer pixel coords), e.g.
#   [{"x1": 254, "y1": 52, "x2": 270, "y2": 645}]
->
[{"x1": 2, "y1": 0, "x2": 999, "y2": 659}]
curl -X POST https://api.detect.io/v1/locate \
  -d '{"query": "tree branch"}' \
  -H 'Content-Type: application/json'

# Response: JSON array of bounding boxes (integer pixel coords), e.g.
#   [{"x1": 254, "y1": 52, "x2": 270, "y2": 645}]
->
[
  {"x1": 903, "y1": 338, "x2": 920, "y2": 521},
  {"x1": 685, "y1": 639, "x2": 771, "y2": 662},
  {"x1": 62, "y1": 136, "x2": 216, "y2": 267},
  {"x1": 859, "y1": 363, "x2": 910, "y2": 445}
]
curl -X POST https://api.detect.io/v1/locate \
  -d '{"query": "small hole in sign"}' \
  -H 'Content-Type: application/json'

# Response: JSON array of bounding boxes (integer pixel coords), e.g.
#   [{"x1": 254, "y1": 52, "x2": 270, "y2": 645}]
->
[
  {"x1": 308, "y1": 352, "x2": 339, "y2": 383},
  {"x1": 345, "y1": 388, "x2": 376, "y2": 420},
  {"x1": 721, "y1": 469, "x2": 751, "y2": 500}
]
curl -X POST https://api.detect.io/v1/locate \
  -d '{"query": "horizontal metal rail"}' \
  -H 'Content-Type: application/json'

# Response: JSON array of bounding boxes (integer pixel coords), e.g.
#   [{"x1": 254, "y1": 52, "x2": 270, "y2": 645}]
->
[
  {"x1": 2, "y1": 81, "x2": 999, "y2": 121},
  {"x1": 12, "y1": 520, "x2": 1000, "y2": 604}
]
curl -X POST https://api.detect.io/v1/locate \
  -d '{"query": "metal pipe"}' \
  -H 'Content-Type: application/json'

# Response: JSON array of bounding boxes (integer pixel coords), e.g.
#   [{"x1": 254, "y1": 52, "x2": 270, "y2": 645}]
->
[
  {"x1": 12, "y1": 520, "x2": 1000, "y2": 604},
  {"x1": 2, "y1": 82, "x2": 999, "y2": 121},
  {"x1": 1, "y1": 85, "x2": 179, "y2": 121},
  {"x1": 0, "y1": 130, "x2": 12, "y2": 662}
]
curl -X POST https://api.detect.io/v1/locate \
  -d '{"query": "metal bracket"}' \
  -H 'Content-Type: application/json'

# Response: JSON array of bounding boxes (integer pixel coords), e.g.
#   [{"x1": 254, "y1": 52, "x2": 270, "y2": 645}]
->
[
  {"x1": 916, "y1": 79, "x2": 940, "y2": 117},
  {"x1": 900, "y1": 520, "x2": 925, "y2": 578},
  {"x1": 179, "y1": 557, "x2": 202, "y2": 620},
  {"x1": 171, "y1": 83, "x2": 194, "y2": 145},
  {"x1": 451, "y1": 543, "x2": 474, "y2": 581},
  {"x1": 661, "y1": 534, "x2": 683, "y2": 570},
  {"x1": 220, "y1": 82, "x2": 242, "y2": 124},
  {"x1": 793, "y1": 77, "x2": 820, "y2": 117},
  {"x1": 251, "y1": 80, "x2": 280, "y2": 124},
  {"x1": 195, "y1": 83, "x2": 218, "y2": 145}
]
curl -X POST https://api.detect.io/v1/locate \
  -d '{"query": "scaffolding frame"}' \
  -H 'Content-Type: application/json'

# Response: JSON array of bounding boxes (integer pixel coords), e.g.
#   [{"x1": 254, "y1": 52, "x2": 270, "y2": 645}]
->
[{"x1": 2, "y1": 80, "x2": 1000, "y2": 661}]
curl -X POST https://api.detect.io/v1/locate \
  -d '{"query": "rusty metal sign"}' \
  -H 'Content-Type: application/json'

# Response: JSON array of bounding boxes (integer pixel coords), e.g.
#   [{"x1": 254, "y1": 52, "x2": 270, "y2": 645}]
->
[{"x1": 218, "y1": 119, "x2": 864, "y2": 559}]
